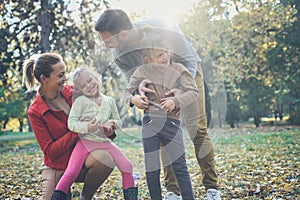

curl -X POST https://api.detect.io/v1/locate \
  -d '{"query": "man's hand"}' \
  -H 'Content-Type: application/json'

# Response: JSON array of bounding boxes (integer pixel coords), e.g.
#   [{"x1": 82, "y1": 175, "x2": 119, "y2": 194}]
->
[
  {"x1": 165, "y1": 88, "x2": 183, "y2": 97},
  {"x1": 161, "y1": 98, "x2": 176, "y2": 112},
  {"x1": 139, "y1": 79, "x2": 156, "y2": 96},
  {"x1": 131, "y1": 95, "x2": 149, "y2": 110}
]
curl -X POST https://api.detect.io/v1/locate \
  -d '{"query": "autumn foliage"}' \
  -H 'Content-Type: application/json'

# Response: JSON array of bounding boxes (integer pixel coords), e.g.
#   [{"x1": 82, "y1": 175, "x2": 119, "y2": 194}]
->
[{"x1": 0, "y1": 126, "x2": 299, "y2": 199}]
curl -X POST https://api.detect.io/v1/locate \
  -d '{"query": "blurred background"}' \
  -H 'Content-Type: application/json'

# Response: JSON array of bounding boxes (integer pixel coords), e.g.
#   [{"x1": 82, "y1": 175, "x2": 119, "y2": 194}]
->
[{"x1": 0, "y1": 0, "x2": 299, "y2": 133}]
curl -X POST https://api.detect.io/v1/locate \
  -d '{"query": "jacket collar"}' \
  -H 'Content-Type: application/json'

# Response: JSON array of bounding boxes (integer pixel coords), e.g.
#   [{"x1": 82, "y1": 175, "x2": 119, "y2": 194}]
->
[{"x1": 35, "y1": 85, "x2": 73, "y2": 115}]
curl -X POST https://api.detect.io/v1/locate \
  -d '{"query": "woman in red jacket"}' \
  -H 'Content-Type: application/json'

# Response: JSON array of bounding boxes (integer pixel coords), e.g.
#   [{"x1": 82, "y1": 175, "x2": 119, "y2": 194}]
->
[{"x1": 22, "y1": 52, "x2": 115, "y2": 200}]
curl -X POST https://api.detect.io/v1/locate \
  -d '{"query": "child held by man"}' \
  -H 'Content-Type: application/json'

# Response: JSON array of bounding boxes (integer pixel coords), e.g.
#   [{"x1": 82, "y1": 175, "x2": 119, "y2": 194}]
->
[{"x1": 123, "y1": 34, "x2": 198, "y2": 200}]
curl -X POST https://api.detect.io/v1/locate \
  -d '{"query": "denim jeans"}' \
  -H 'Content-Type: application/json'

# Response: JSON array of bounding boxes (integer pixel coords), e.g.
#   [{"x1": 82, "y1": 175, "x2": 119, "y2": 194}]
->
[
  {"x1": 163, "y1": 64, "x2": 218, "y2": 193},
  {"x1": 142, "y1": 114, "x2": 195, "y2": 200}
]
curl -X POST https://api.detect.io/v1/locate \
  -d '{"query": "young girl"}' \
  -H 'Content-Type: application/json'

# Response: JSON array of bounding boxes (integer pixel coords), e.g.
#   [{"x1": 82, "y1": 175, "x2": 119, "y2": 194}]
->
[
  {"x1": 123, "y1": 38, "x2": 198, "y2": 200},
  {"x1": 51, "y1": 67, "x2": 138, "y2": 200}
]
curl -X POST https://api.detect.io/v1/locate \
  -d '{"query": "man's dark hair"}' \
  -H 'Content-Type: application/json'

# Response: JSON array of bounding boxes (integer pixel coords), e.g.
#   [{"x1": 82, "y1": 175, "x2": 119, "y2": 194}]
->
[{"x1": 95, "y1": 9, "x2": 134, "y2": 34}]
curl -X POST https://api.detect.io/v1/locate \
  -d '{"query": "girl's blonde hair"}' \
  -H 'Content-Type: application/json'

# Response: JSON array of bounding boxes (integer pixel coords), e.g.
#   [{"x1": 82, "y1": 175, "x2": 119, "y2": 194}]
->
[{"x1": 71, "y1": 66, "x2": 102, "y2": 100}]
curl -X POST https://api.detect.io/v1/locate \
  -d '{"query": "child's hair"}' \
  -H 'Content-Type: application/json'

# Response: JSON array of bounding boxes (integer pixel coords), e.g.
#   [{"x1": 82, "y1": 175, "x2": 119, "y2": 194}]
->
[
  {"x1": 140, "y1": 26, "x2": 171, "y2": 60},
  {"x1": 71, "y1": 66, "x2": 101, "y2": 100}
]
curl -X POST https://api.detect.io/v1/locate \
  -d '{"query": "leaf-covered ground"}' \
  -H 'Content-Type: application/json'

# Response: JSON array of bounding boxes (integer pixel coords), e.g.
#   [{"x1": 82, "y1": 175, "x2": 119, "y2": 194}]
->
[{"x1": 0, "y1": 126, "x2": 299, "y2": 199}]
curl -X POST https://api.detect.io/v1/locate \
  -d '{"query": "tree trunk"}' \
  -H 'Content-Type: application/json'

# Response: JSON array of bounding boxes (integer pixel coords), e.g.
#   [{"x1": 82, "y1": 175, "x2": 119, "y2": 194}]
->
[
  {"x1": 254, "y1": 113, "x2": 260, "y2": 127},
  {"x1": 3, "y1": 118, "x2": 9, "y2": 129},
  {"x1": 218, "y1": 110, "x2": 223, "y2": 128},
  {"x1": 39, "y1": 0, "x2": 52, "y2": 53},
  {"x1": 19, "y1": 118, "x2": 23, "y2": 132},
  {"x1": 279, "y1": 103, "x2": 283, "y2": 120}
]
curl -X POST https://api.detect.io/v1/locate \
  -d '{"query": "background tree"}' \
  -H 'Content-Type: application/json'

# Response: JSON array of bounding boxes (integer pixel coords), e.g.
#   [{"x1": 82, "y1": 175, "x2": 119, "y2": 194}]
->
[
  {"x1": 0, "y1": 0, "x2": 108, "y2": 131},
  {"x1": 265, "y1": 0, "x2": 300, "y2": 124},
  {"x1": 180, "y1": 0, "x2": 228, "y2": 128},
  {"x1": 1, "y1": 0, "x2": 299, "y2": 131},
  {"x1": 180, "y1": 0, "x2": 299, "y2": 127},
  {"x1": 0, "y1": 0, "x2": 141, "y2": 131}
]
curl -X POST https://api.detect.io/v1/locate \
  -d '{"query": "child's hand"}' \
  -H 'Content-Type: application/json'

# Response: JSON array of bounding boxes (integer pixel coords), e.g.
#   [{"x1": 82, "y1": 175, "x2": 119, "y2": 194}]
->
[
  {"x1": 100, "y1": 120, "x2": 117, "y2": 137},
  {"x1": 100, "y1": 125, "x2": 111, "y2": 135},
  {"x1": 79, "y1": 116, "x2": 93, "y2": 122},
  {"x1": 100, "y1": 125, "x2": 117, "y2": 140},
  {"x1": 87, "y1": 117, "x2": 100, "y2": 132},
  {"x1": 100, "y1": 126, "x2": 114, "y2": 137},
  {"x1": 131, "y1": 95, "x2": 149, "y2": 110},
  {"x1": 104, "y1": 120, "x2": 116, "y2": 129},
  {"x1": 161, "y1": 98, "x2": 176, "y2": 112}
]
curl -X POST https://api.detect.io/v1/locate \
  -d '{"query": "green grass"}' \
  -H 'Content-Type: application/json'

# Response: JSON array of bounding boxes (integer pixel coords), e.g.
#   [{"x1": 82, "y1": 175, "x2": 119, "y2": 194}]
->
[
  {"x1": 0, "y1": 131, "x2": 35, "y2": 141},
  {"x1": 0, "y1": 132, "x2": 37, "y2": 153},
  {"x1": 216, "y1": 130, "x2": 299, "y2": 153},
  {"x1": 1, "y1": 127, "x2": 299, "y2": 156},
  {"x1": 114, "y1": 127, "x2": 143, "y2": 149}
]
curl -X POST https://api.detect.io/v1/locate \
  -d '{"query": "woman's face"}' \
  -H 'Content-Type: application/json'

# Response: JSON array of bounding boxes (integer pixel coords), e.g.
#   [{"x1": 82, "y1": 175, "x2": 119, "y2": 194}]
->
[
  {"x1": 75, "y1": 71, "x2": 99, "y2": 97},
  {"x1": 43, "y1": 62, "x2": 67, "y2": 92}
]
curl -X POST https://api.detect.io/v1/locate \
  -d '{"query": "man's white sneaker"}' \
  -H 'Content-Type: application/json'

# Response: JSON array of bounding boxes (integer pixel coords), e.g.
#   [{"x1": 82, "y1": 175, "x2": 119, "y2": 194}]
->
[
  {"x1": 164, "y1": 192, "x2": 182, "y2": 200},
  {"x1": 206, "y1": 189, "x2": 221, "y2": 200}
]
